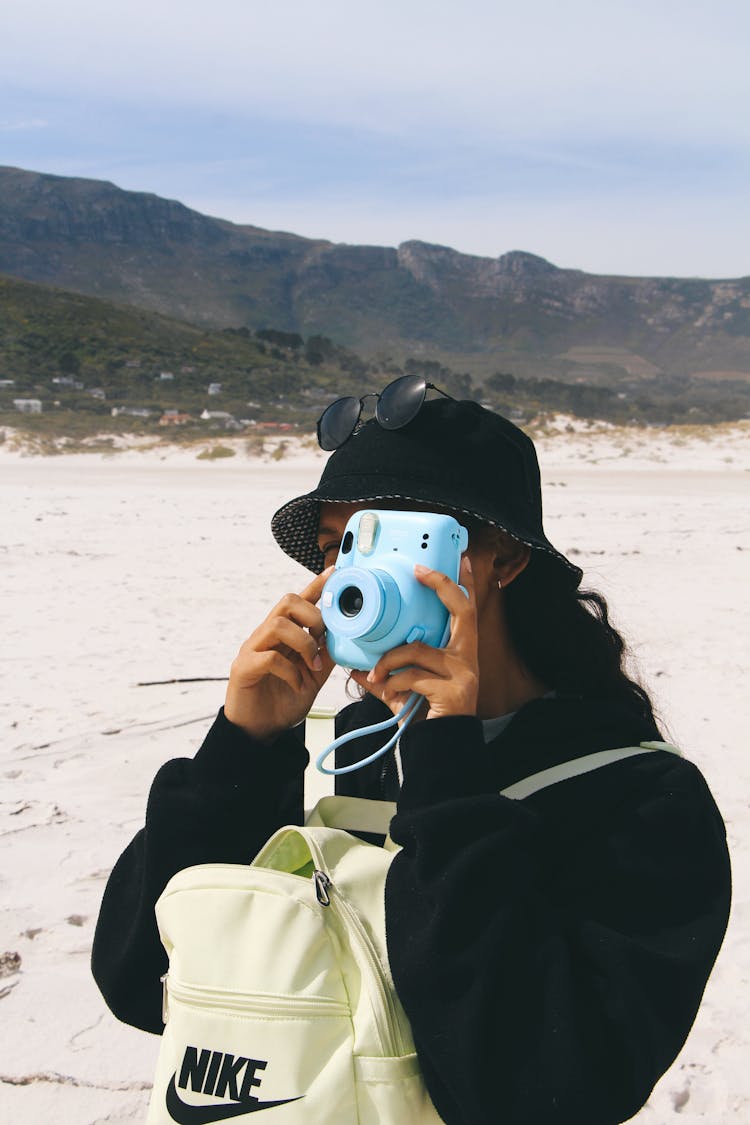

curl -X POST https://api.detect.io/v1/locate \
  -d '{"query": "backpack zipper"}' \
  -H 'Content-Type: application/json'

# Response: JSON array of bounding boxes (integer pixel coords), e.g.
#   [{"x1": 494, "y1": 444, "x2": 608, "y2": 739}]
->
[
  {"x1": 312, "y1": 869, "x2": 408, "y2": 1058},
  {"x1": 161, "y1": 974, "x2": 349, "y2": 1024}
]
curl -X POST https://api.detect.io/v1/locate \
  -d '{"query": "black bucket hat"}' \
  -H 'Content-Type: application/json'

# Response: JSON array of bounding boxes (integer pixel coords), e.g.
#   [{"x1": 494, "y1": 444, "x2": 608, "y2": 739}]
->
[{"x1": 271, "y1": 398, "x2": 582, "y2": 586}]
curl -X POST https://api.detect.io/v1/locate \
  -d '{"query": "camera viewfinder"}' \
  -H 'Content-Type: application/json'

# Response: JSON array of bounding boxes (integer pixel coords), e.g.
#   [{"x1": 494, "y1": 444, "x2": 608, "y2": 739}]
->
[{"x1": 341, "y1": 530, "x2": 354, "y2": 554}]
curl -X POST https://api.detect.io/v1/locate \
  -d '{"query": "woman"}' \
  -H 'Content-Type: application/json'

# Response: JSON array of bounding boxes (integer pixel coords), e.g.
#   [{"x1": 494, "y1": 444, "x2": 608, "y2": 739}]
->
[{"x1": 93, "y1": 384, "x2": 730, "y2": 1125}]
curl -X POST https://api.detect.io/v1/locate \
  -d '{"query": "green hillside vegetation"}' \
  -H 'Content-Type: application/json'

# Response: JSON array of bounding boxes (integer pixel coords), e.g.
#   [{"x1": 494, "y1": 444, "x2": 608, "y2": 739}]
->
[
  {"x1": 0, "y1": 274, "x2": 748, "y2": 446},
  {"x1": 0, "y1": 274, "x2": 371, "y2": 433}
]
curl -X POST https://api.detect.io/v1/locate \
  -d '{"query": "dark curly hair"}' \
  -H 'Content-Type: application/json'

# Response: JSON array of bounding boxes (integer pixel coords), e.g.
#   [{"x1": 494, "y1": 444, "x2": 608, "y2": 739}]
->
[{"x1": 503, "y1": 550, "x2": 659, "y2": 729}]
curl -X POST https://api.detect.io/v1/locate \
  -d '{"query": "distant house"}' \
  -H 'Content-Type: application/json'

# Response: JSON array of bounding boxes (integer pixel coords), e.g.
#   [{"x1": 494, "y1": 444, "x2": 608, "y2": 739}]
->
[
  {"x1": 0, "y1": 379, "x2": 16, "y2": 388},
  {"x1": 14, "y1": 399, "x2": 42, "y2": 414},
  {"x1": 111, "y1": 407, "x2": 152, "y2": 418},
  {"x1": 200, "y1": 409, "x2": 242, "y2": 430},
  {"x1": 158, "y1": 411, "x2": 192, "y2": 426},
  {"x1": 200, "y1": 409, "x2": 233, "y2": 421},
  {"x1": 207, "y1": 383, "x2": 223, "y2": 396},
  {"x1": 159, "y1": 372, "x2": 175, "y2": 381},
  {"x1": 52, "y1": 376, "x2": 83, "y2": 388},
  {"x1": 87, "y1": 388, "x2": 106, "y2": 400},
  {"x1": 125, "y1": 359, "x2": 142, "y2": 369}
]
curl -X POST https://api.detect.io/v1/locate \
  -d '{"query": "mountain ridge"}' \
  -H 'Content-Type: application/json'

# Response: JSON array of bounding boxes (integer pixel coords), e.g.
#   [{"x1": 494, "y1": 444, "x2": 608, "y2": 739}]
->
[{"x1": 1, "y1": 165, "x2": 748, "y2": 382}]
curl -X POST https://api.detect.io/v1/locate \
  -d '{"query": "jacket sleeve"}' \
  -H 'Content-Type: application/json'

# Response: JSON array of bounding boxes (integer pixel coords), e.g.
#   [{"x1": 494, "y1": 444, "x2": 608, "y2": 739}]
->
[
  {"x1": 91, "y1": 708, "x2": 308, "y2": 1034},
  {"x1": 385, "y1": 716, "x2": 731, "y2": 1125}
]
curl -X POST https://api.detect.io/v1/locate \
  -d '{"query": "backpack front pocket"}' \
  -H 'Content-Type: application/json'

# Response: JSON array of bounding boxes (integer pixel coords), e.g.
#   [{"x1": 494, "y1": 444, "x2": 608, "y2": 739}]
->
[
  {"x1": 148, "y1": 977, "x2": 357, "y2": 1125},
  {"x1": 354, "y1": 1053, "x2": 445, "y2": 1125}
]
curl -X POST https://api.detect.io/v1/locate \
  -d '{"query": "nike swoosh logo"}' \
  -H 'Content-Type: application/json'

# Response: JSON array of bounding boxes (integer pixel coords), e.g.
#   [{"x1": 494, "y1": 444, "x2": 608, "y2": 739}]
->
[{"x1": 166, "y1": 1075, "x2": 303, "y2": 1124}]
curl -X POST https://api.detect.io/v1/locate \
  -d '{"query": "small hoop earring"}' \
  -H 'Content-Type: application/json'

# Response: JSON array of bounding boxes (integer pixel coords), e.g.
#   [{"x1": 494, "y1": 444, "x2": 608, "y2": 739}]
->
[{"x1": 497, "y1": 579, "x2": 503, "y2": 590}]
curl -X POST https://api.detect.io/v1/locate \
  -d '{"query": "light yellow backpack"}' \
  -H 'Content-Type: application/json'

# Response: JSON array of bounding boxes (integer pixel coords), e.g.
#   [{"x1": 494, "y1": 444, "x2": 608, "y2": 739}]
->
[{"x1": 148, "y1": 737, "x2": 677, "y2": 1124}]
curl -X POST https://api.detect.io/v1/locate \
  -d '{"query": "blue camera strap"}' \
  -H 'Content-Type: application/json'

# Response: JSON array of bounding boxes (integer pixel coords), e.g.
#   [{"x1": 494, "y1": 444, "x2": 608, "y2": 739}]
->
[
  {"x1": 315, "y1": 691, "x2": 423, "y2": 775},
  {"x1": 315, "y1": 616, "x2": 455, "y2": 776}
]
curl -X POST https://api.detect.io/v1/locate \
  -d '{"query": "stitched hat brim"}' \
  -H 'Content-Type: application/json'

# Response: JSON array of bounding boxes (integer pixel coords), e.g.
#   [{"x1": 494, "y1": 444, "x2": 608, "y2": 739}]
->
[{"x1": 271, "y1": 484, "x2": 582, "y2": 584}]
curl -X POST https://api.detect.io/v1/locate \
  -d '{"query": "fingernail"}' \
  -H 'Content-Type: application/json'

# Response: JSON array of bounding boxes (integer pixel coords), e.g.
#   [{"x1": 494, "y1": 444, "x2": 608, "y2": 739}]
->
[
  {"x1": 312, "y1": 654, "x2": 323, "y2": 671},
  {"x1": 465, "y1": 557, "x2": 472, "y2": 573},
  {"x1": 414, "y1": 563, "x2": 429, "y2": 575},
  {"x1": 367, "y1": 669, "x2": 376, "y2": 682}
]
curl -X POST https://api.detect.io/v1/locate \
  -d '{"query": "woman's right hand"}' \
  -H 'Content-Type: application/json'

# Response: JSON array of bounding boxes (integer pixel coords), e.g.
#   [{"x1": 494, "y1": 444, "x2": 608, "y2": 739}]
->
[{"x1": 224, "y1": 568, "x2": 335, "y2": 743}]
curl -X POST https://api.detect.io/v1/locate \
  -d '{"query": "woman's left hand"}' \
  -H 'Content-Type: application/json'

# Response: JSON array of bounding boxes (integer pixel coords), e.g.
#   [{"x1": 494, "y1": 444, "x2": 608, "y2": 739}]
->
[{"x1": 350, "y1": 555, "x2": 479, "y2": 721}]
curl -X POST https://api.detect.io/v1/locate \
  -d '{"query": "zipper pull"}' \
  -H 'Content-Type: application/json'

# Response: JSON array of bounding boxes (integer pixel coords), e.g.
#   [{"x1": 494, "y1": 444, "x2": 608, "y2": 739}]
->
[
  {"x1": 313, "y1": 869, "x2": 332, "y2": 907},
  {"x1": 160, "y1": 972, "x2": 169, "y2": 1023}
]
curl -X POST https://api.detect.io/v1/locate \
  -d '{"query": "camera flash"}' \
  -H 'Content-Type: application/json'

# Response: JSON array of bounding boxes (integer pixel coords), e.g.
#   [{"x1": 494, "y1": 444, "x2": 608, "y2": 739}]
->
[{"x1": 357, "y1": 511, "x2": 380, "y2": 556}]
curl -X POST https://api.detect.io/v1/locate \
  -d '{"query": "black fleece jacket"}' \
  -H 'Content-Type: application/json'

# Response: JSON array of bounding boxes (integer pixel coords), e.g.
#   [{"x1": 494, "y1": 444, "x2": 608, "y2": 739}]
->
[{"x1": 92, "y1": 695, "x2": 730, "y2": 1125}]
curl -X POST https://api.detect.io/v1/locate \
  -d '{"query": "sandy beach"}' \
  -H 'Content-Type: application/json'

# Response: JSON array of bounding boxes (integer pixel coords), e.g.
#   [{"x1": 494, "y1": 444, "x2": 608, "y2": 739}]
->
[{"x1": 1, "y1": 424, "x2": 748, "y2": 1122}]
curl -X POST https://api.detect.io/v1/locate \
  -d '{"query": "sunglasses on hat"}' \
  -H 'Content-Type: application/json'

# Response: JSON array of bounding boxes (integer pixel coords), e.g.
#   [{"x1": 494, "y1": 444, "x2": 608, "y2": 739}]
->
[{"x1": 316, "y1": 374, "x2": 454, "y2": 451}]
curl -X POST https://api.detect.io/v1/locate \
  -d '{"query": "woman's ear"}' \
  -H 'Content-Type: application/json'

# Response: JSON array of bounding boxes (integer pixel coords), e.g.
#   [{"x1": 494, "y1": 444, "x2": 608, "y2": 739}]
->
[
  {"x1": 469, "y1": 526, "x2": 531, "y2": 591},
  {"x1": 493, "y1": 540, "x2": 531, "y2": 589}
]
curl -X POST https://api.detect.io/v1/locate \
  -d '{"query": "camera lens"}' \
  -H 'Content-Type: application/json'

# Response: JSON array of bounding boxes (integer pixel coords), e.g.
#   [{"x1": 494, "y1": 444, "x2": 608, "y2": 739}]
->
[{"x1": 339, "y1": 585, "x2": 364, "y2": 617}]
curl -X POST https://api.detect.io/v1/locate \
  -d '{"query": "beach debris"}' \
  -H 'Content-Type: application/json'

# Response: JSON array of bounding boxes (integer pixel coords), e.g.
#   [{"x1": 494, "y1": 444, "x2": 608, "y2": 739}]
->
[
  {"x1": 0, "y1": 951, "x2": 21, "y2": 978},
  {"x1": 0, "y1": 1070, "x2": 153, "y2": 1091},
  {"x1": 137, "y1": 676, "x2": 228, "y2": 686},
  {"x1": 66, "y1": 914, "x2": 86, "y2": 927},
  {"x1": 672, "y1": 1084, "x2": 691, "y2": 1111}
]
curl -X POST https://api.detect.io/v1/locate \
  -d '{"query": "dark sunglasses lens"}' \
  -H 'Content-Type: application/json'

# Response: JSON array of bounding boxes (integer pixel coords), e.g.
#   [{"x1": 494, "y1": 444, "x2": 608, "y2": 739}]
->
[
  {"x1": 376, "y1": 375, "x2": 427, "y2": 429},
  {"x1": 317, "y1": 396, "x2": 362, "y2": 450}
]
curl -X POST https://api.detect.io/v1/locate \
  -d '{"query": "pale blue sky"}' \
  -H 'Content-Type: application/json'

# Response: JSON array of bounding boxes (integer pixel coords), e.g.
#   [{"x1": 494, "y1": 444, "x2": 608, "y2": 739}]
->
[{"x1": 1, "y1": 0, "x2": 748, "y2": 277}]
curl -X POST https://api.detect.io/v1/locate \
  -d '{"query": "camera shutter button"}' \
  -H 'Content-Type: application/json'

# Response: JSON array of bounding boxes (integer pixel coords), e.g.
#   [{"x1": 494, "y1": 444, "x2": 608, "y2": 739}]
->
[{"x1": 405, "y1": 625, "x2": 425, "y2": 644}]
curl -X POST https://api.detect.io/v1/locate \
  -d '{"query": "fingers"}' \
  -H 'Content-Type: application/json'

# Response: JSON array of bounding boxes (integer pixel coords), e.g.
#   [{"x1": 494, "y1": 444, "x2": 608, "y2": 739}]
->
[
  {"x1": 367, "y1": 555, "x2": 477, "y2": 683},
  {"x1": 349, "y1": 668, "x2": 418, "y2": 720},
  {"x1": 254, "y1": 650, "x2": 309, "y2": 693},
  {"x1": 235, "y1": 569, "x2": 335, "y2": 681},
  {"x1": 354, "y1": 656, "x2": 477, "y2": 721},
  {"x1": 414, "y1": 558, "x2": 475, "y2": 619},
  {"x1": 232, "y1": 622, "x2": 332, "y2": 691},
  {"x1": 367, "y1": 639, "x2": 449, "y2": 684},
  {"x1": 259, "y1": 616, "x2": 324, "y2": 673},
  {"x1": 299, "y1": 565, "x2": 335, "y2": 606},
  {"x1": 224, "y1": 570, "x2": 337, "y2": 740},
  {"x1": 359, "y1": 558, "x2": 479, "y2": 719},
  {"x1": 264, "y1": 566, "x2": 334, "y2": 645}
]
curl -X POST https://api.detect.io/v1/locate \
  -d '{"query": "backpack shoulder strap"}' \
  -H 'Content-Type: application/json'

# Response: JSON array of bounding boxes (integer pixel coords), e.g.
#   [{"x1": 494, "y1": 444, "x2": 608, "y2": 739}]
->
[
  {"x1": 306, "y1": 795, "x2": 398, "y2": 837},
  {"x1": 306, "y1": 705, "x2": 682, "y2": 820},
  {"x1": 500, "y1": 741, "x2": 682, "y2": 801},
  {"x1": 305, "y1": 707, "x2": 338, "y2": 756}
]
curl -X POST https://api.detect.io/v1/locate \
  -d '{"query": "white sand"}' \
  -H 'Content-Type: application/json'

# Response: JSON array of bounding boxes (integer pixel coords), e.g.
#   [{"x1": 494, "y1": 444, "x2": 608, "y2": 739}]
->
[{"x1": 1, "y1": 425, "x2": 748, "y2": 1122}]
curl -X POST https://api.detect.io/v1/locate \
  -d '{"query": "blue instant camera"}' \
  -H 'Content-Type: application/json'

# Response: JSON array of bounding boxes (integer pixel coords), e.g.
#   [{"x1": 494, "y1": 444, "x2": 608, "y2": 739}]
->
[{"x1": 320, "y1": 509, "x2": 469, "y2": 671}]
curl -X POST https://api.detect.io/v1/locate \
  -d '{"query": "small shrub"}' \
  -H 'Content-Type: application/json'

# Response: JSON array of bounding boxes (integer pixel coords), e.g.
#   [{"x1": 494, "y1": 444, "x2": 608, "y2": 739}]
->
[
  {"x1": 197, "y1": 444, "x2": 236, "y2": 461},
  {"x1": 244, "y1": 434, "x2": 267, "y2": 457}
]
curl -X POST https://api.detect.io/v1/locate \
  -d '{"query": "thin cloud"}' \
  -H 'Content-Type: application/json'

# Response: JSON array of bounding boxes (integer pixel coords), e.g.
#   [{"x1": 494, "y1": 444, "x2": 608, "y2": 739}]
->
[
  {"x1": 2, "y1": 1, "x2": 748, "y2": 144},
  {"x1": 0, "y1": 118, "x2": 48, "y2": 132}
]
